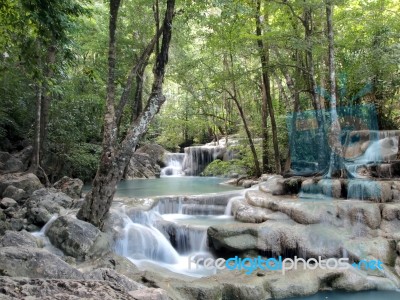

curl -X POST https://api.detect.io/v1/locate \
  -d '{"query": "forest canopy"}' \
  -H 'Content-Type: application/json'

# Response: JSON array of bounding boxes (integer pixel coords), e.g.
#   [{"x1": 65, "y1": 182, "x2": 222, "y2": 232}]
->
[{"x1": 1, "y1": 0, "x2": 399, "y2": 181}]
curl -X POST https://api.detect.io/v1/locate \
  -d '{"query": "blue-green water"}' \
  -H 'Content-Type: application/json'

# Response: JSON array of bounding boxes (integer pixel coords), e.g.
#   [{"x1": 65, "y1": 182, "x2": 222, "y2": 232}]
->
[
  {"x1": 84, "y1": 177, "x2": 241, "y2": 198},
  {"x1": 292, "y1": 290, "x2": 399, "y2": 299}
]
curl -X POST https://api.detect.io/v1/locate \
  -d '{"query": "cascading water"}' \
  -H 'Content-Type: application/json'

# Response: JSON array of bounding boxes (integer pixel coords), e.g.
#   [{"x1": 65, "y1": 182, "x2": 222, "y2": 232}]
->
[
  {"x1": 182, "y1": 145, "x2": 226, "y2": 176},
  {"x1": 345, "y1": 132, "x2": 399, "y2": 179},
  {"x1": 161, "y1": 153, "x2": 185, "y2": 176},
  {"x1": 112, "y1": 190, "x2": 240, "y2": 277},
  {"x1": 114, "y1": 208, "x2": 180, "y2": 263}
]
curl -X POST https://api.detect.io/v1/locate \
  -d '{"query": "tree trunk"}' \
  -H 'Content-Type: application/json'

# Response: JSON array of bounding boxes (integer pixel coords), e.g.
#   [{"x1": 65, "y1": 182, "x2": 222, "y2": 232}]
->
[
  {"x1": 131, "y1": 61, "x2": 146, "y2": 123},
  {"x1": 325, "y1": 0, "x2": 343, "y2": 178},
  {"x1": 226, "y1": 53, "x2": 261, "y2": 177},
  {"x1": 115, "y1": 25, "x2": 164, "y2": 128},
  {"x1": 255, "y1": 0, "x2": 281, "y2": 174},
  {"x1": 39, "y1": 44, "x2": 56, "y2": 156},
  {"x1": 30, "y1": 83, "x2": 42, "y2": 173},
  {"x1": 77, "y1": 0, "x2": 176, "y2": 229}
]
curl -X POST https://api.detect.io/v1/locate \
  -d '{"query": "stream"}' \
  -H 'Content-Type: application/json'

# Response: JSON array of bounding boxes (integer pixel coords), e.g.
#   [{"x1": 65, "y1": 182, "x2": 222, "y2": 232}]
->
[
  {"x1": 109, "y1": 176, "x2": 400, "y2": 299},
  {"x1": 111, "y1": 176, "x2": 242, "y2": 277}
]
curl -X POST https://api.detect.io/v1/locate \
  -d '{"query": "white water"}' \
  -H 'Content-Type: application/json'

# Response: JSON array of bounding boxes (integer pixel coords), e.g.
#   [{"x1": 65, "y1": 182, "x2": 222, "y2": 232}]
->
[
  {"x1": 224, "y1": 195, "x2": 243, "y2": 215},
  {"x1": 182, "y1": 145, "x2": 226, "y2": 176},
  {"x1": 161, "y1": 153, "x2": 185, "y2": 176},
  {"x1": 346, "y1": 136, "x2": 398, "y2": 178},
  {"x1": 115, "y1": 211, "x2": 181, "y2": 263},
  {"x1": 32, "y1": 214, "x2": 64, "y2": 256},
  {"x1": 112, "y1": 191, "x2": 238, "y2": 277}
]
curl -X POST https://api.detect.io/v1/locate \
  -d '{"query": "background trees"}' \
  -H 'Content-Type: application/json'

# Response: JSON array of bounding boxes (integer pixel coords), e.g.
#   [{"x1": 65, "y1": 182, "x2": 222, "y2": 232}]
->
[{"x1": 1, "y1": 0, "x2": 399, "y2": 180}]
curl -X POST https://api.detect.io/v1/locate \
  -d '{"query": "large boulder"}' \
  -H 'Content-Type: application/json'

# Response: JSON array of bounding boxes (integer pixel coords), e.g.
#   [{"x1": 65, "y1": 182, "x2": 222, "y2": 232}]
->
[
  {"x1": 136, "y1": 144, "x2": 168, "y2": 167},
  {"x1": 125, "y1": 153, "x2": 161, "y2": 179},
  {"x1": 0, "y1": 197, "x2": 17, "y2": 209},
  {"x1": 0, "y1": 172, "x2": 43, "y2": 196},
  {"x1": 47, "y1": 215, "x2": 101, "y2": 260},
  {"x1": 26, "y1": 188, "x2": 74, "y2": 226},
  {"x1": 0, "y1": 246, "x2": 84, "y2": 279},
  {"x1": 53, "y1": 176, "x2": 83, "y2": 199},
  {"x1": 259, "y1": 175, "x2": 285, "y2": 195},
  {"x1": 2, "y1": 185, "x2": 27, "y2": 202},
  {"x1": 0, "y1": 155, "x2": 24, "y2": 173},
  {"x1": 0, "y1": 230, "x2": 38, "y2": 248}
]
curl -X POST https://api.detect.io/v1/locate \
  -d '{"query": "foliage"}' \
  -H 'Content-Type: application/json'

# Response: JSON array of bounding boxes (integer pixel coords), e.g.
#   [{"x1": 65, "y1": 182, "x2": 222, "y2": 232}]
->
[
  {"x1": 202, "y1": 159, "x2": 247, "y2": 177},
  {"x1": 63, "y1": 143, "x2": 101, "y2": 182},
  {"x1": 1, "y1": 0, "x2": 399, "y2": 180}
]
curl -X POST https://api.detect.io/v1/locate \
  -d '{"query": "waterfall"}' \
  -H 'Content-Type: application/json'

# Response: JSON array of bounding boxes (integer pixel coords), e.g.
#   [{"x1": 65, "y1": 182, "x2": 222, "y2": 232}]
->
[
  {"x1": 182, "y1": 145, "x2": 226, "y2": 176},
  {"x1": 111, "y1": 191, "x2": 237, "y2": 276},
  {"x1": 114, "y1": 211, "x2": 181, "y2": 263},
  {"x1": 224, "y1": 195, "x2": 244, "y2": 215},
  {"x1": 161, "y1": 153, "x2": 185, "y2": 176},
  {"x1": 347, "y1": 179, "x2": 381, "y2": 201},
  {"x1": 345, "y1": 131, "x2": 399, "y2": 178}
]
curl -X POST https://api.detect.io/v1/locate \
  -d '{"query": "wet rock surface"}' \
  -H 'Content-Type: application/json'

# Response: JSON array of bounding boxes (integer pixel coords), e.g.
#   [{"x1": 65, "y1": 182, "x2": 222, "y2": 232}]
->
[{"x1": 47, "y1": 215, "x2": 101, "y2": 260}]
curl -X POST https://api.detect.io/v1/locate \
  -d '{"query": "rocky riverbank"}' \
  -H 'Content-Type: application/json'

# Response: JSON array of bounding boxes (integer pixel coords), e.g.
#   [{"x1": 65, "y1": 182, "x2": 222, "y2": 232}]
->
[{"x1": 0, "y1": 170, "x2": 400, "y2": 299}]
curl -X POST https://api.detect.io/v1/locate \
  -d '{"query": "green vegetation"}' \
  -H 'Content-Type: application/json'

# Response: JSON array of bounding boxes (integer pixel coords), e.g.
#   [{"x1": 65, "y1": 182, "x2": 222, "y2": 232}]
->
[{"x1": 1, "y1": 0, "x2": 399, "y2": 181}]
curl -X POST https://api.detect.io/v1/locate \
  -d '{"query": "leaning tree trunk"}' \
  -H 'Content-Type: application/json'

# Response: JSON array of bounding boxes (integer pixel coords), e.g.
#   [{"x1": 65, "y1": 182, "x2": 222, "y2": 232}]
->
[{"x1": 77, "y1": 0, "x2": 175, "y2": 229}]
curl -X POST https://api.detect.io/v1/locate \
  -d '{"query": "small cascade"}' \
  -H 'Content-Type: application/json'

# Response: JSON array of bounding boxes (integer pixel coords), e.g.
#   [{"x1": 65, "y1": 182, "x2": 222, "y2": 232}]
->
[
  {"x1": 347, "y1": 179, "x2": 381, "y2": 201},
  {"x1": 32, "y1": 215, "x2": 64, "y2": 257},
  {"x1": 154, "y1": 191, "x2": 241, "y2": 215},
  {"x1": 161, "y1": 153, "x2": 185, "y2": 176},
  {"x1": 344, "y1": 131, "x2": 399, "y2": 179},
  {"x1": 116, "y1": 216, "x2": 179, "y2": 263},
  {"x1": 224, "y1": 195, "x2": 243, "y2": 215},
  {"x1": 115, "y1": 211, "x2": 180, "y2": 263},
  {"x1": 155, "y1": 197, "x2": 183, "y2": 214},
  {"x1": 174, "y1": 226, "x2": 207, "y2": 254},
  {"x1": 182, "y1": 145, "x2": 226, "y2": 176},
  {"x1": 111, "y1": 191, "x2": 238, "y2": 276},
  {"x1": 181, "y1": 204, "x2": 225, "y2": 215}
]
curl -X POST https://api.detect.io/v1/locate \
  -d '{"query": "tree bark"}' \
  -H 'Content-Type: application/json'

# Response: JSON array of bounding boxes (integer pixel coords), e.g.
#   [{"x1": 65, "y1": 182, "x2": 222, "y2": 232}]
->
[
  {"x1": 131, "y1": 63, "x2": 146, "y2": 122},
  {"x1": 115, "y1": 24, "x2": 164, "y2": 127},
  {"x1": 39, "y1": 44, "x2": 56, "y2": 156},
  {"x1": 30, "y1": 83, "x2": 42, "y2": 173},
  {"x1": 77, "y1": 0, "x2": 176, "y2": 229},
  {"x1": 325, "y1": 0, "x2": 343, "y2": 178}
]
